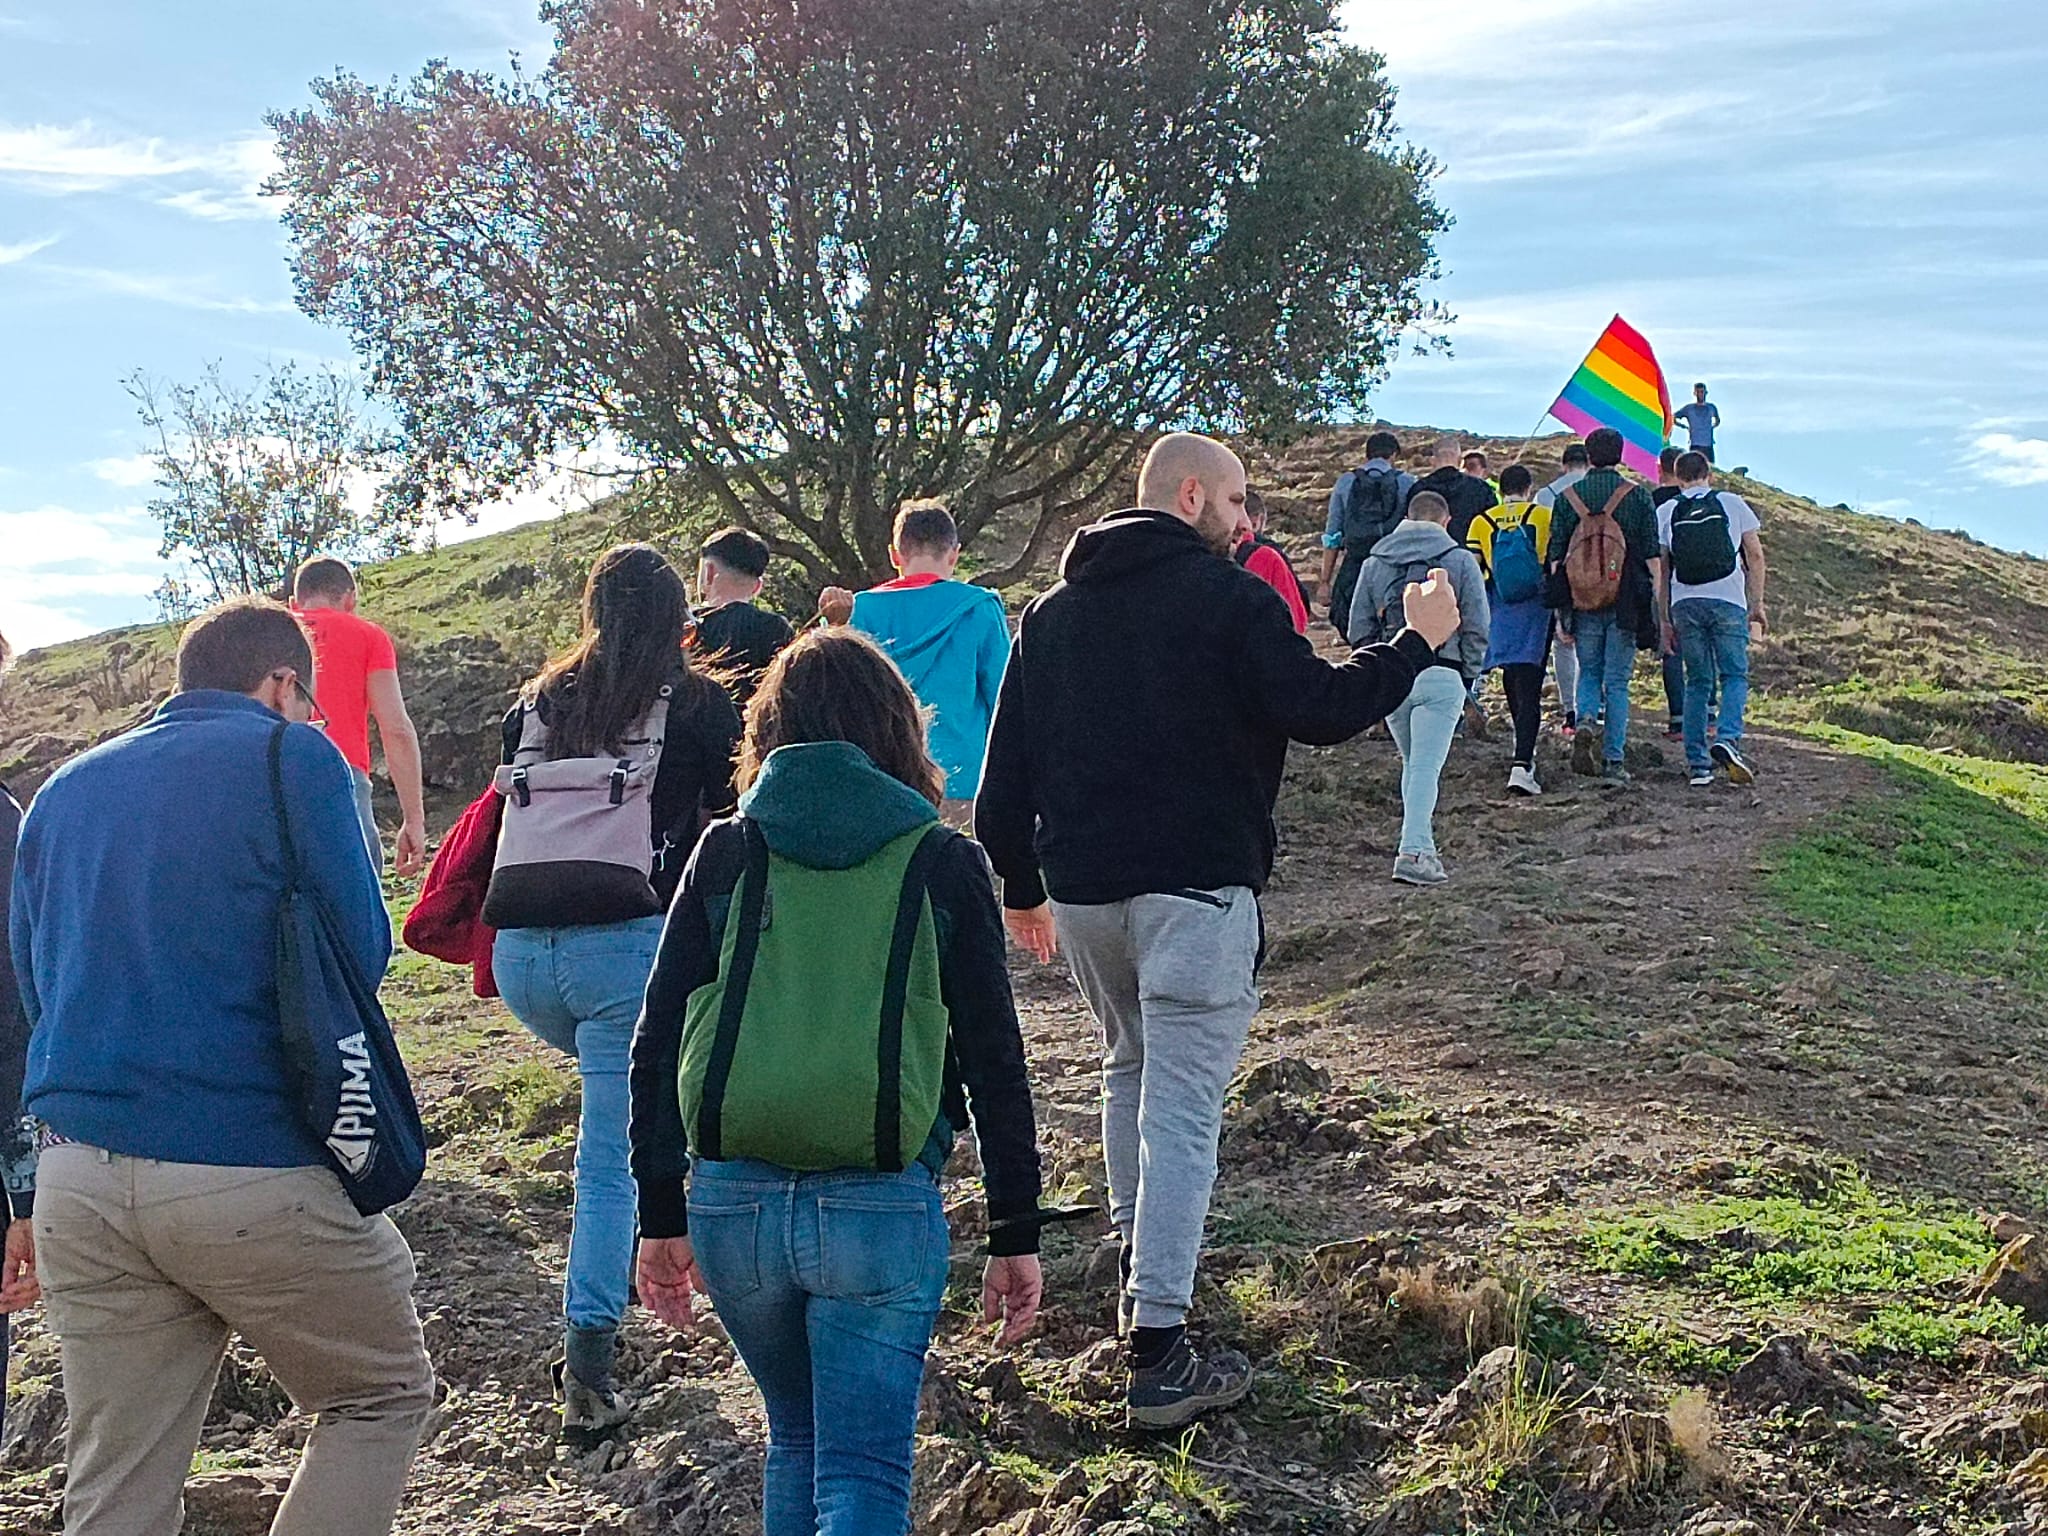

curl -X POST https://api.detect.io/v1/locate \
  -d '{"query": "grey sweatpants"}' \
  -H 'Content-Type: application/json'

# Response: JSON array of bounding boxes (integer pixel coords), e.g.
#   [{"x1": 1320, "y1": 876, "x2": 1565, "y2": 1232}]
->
[{"x1": 1053, "y1": 888, "x2": 1261, "y2": 1329}]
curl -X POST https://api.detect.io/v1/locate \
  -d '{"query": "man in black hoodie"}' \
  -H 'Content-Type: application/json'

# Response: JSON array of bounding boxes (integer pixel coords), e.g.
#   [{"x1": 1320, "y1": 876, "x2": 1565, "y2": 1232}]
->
[
  {"x1": 1405, "y1": 434, "x2": 1500, "y2": 549},
  {"x1": 977, "y1": 433, "x2": 1459, "y2": 1428}
]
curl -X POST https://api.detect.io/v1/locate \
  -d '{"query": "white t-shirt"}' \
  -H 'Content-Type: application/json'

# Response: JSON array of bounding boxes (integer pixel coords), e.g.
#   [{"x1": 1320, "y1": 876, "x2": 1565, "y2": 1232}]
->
[
  {"x1": 1534, "y1": 467, "x2": 1587, "y2": 510},
  {"x1": 1658, "y1": 487, "x2": 1761, "y2": 610}
]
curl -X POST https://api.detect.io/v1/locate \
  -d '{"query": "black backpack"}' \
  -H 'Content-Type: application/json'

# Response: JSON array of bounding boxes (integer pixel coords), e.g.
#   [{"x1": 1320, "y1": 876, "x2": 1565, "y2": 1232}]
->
[
  {"x1": 1235, "y1": 533, "x2": 1313, "y2": 614},
  {"x1": 1668, "y1": 491, "x2": 1740, "y2": 586},
  {"x1": 1340, "y1": 466, "x2": 1406, "y2": 552}
]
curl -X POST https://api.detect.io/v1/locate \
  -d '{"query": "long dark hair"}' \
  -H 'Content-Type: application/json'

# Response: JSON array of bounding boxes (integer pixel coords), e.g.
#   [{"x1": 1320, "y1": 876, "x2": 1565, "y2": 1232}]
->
[
  {"x1": 529, "y1": 543, "x2": 694, "y2": 758},
  {"x1": 739, "y1": 629, "x2": 945, "y2": 806}
]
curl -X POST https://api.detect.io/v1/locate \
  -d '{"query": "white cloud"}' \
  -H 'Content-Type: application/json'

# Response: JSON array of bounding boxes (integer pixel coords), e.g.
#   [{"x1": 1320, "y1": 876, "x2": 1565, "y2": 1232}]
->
[
  {"x1": 0, "y1": 233, "x2": 56, "y2": 265},
  {"x1": 89, "y1": 454, "x2": 159, "y2": 489},
  {"x1": 1965, "y1": 433, "x2": 2048, "y2": 488},
  {"x1": 0, "y1": 121, "x2": 280, "y2": 222},
  {"x1": 0, "y1": 504, "x2": 166, "y2": 651},
  {"x1": 39, "y1": 264, "x2": 295, "y2": 314}
]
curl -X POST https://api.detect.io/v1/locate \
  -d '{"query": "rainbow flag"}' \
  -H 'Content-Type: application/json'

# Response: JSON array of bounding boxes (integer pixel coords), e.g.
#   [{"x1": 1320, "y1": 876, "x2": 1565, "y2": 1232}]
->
[{"x1": 1546, "y1": 315, "x2": 1672, "y2": 478}]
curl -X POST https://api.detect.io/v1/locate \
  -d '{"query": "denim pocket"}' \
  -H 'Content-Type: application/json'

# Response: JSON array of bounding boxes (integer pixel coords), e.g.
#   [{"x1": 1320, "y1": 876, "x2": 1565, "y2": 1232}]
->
[
  {"x1": 817, "y1": 1197, "x2": 933, "y2": 1307},
  {"x1": 689, "y1": 1201, "x2": 764, "y2": 1302}
]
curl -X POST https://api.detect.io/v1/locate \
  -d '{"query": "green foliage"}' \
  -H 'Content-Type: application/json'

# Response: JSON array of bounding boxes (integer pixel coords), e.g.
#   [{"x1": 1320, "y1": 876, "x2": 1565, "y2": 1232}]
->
[
  {"x1": 1572, "y1": 1168, "x2": 2046, "y2": 1365},
  {"x1": 271, "y1": 0, "x2": 1447, "y2": 585},
  {"x1": 1763, "y1": 727, "x2": 2048, "y2": 993},
  {"x1": 130, "y1": 360, "x2": 402, "y2": 616}
]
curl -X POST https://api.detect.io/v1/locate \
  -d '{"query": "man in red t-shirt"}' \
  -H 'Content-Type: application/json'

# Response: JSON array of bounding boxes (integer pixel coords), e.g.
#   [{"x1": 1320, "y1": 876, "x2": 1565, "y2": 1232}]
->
[
  {"x1": 1234, "y1": 491, "x2": 1310, "y2": 634},
  {"x1": 291, "y1": 558, "x2": 427, "y2": 878}
]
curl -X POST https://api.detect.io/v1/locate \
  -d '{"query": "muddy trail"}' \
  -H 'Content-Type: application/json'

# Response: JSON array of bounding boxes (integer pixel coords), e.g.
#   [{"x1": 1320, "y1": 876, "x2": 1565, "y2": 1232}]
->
[{"x1": 4, "y1": 670, "x2": 2046, "y2": 1536}]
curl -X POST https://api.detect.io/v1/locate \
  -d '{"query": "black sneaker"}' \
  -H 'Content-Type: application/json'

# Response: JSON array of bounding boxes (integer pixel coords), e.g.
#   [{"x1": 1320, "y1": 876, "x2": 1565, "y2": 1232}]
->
[
  {"x1": 1711, "y1": 740, "x2": 1756, "y2": 785},
  {"x1": 1127, "y1": 1335, "x2": 1253, "y2": 1428}
]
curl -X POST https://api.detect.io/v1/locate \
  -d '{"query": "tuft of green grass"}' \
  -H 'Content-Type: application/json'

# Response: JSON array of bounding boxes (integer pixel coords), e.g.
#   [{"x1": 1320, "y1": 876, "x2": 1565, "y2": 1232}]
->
[
  {"x1": 1567, "y1": 1166, "x2": 2046, "y2": 1365},
  {"x1": 1764, "y1": 727, "x2": 2048, "y2": 994}
]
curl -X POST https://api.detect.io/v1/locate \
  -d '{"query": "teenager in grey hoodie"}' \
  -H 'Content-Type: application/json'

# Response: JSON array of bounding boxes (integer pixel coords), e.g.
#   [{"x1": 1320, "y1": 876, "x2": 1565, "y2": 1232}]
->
[{"x1": 1350, "y1": 492, "x2": 1491, "y2": 884}]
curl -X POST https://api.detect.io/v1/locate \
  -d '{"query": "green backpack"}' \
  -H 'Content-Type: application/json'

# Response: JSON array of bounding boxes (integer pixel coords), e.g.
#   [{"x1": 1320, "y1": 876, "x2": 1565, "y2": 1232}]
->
[{"x1": 680, "y1": 819, "x2": 951, "y2": 1172}]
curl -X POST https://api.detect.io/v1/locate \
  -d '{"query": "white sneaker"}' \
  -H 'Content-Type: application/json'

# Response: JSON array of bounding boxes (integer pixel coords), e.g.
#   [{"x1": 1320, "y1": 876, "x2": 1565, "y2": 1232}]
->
[
  {"x1": 1507, "y1": 765, "x2": 1542, "y2": 797},
  {"x1": 1393, "y1": 851, "x2": 1448, "y2": 886}
]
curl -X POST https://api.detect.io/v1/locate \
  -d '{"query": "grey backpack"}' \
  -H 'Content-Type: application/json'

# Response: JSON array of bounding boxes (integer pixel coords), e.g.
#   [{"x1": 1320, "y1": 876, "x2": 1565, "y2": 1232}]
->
[{"x1": 480, "y1": 686, "x2": 672, "y2": 930}]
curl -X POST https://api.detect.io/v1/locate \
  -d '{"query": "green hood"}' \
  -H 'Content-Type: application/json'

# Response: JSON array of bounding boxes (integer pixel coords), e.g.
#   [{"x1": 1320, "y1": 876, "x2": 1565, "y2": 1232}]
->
[{"x1": 738, "y1": 741, "x2": 938, "y2": 870}]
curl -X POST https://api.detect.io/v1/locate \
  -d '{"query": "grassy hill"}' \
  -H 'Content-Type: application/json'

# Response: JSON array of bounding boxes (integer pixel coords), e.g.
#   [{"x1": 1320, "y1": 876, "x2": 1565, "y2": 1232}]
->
[{"x1": 6, "y1": 431, "x2": 2048, "y2": 1534}]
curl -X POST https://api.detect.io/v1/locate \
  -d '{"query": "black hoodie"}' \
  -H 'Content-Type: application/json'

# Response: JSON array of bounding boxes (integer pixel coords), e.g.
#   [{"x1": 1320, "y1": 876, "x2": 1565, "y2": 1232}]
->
[
  {"x1": 1405, "y1": 466, "x2": 1500, "y2": 546},
  {"x1": 976, "y1": 509, "x2": 1437, "y2": 909}
]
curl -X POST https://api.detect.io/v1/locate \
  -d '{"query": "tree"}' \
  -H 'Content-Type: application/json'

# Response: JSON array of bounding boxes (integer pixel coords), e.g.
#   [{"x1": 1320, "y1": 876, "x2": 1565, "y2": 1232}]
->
[
  {"x1": 133, "y1": 362, "x2": 408, "y2": 616},
  {"x1": 271, "y1": 0, "x2": 1447, "y2": 587}
]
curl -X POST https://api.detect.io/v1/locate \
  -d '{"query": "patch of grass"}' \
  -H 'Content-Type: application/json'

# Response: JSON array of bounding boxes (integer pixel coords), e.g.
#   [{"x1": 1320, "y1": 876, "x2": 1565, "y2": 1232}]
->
[
  {"x1": 1610, "y1": 1319, "x2": 1742, "y2": 1379},
  {"x1": 1764, "y1": 727, "x2": 2048, "y2": 993},
  {"x1": 1567, "y1": 1167, "x2": 2046, "y2": 1365}
]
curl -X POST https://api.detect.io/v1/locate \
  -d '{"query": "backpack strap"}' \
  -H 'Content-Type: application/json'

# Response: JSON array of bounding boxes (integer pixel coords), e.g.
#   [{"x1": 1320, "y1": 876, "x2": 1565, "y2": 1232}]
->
[
  {"x1": 266, "y1": 722, "x2": 303, "y2": 890},
  {"x1": 1601, "y1": 483, "x2": 1633, "y2": 517},
  {"x1": 693, "y1": 818, "x2": 772, "y2": 1163},
  {"x1": 874, "y1": 825, "x2": 951, "y2": 1174},
  {"x1": 1562, "y1": 486, "x2": 1592, "y2": 520}
]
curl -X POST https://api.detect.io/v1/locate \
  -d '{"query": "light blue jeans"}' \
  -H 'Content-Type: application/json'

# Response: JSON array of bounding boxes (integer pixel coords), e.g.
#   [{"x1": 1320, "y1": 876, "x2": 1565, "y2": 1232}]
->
[
  {"x1": 1572, "y1": 609, "x2": 1640, "y2": 763},
  {"x1": 689, "y1": 1158, "x2": 951, "y2": 1536},
  {"x1": 491, "y1": 916, "x2": 664, "y2": 1330},
  {"x1": 1674, "y1": 598, "x2": 1751, "y2": 770},
  {"x1": 1388, "y1": 665, "x2": 1468, "y2": 857},
  {"x1": 350, "y1": 767, "x2": 381, "y2": 874}
]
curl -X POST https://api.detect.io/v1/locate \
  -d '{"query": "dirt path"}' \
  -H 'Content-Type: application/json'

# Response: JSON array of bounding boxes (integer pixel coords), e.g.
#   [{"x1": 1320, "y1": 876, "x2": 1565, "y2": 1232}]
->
[{"x1": 3, "y1": 698, "x2": 2043, "y2": 1535}]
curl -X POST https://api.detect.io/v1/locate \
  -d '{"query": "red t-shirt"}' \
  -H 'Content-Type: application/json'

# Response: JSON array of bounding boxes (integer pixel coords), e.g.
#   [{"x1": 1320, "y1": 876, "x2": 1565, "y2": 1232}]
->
[
  {"x1": 1242, "y1": 540, "x2": 1309, "y2": 634},
  {"x1": 294, "y1": 606, "x2": 397, "y2": 772}
]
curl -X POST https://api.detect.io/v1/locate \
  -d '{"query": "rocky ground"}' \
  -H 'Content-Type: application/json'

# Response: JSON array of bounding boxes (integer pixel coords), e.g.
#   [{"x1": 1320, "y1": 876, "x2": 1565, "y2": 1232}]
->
[{"x1": 5, "y1": 650, "x2": 2046, "y2": 1535}]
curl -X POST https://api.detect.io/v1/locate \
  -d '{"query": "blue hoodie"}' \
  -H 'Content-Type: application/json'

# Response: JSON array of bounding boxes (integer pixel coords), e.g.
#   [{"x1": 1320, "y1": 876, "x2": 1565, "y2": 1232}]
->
[
  {"x1": 10, "y1": 691, "x2": 390, "y2": 1167},
  {"x1": 850, "y1": 576, "x2": 1010, "y2": 800}
]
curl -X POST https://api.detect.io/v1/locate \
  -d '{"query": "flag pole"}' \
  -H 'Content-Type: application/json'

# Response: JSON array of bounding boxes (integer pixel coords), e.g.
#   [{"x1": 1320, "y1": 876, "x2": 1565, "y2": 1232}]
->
[{"x1": 1512, "y1": 318, "x2": 1613, "y2": 465}]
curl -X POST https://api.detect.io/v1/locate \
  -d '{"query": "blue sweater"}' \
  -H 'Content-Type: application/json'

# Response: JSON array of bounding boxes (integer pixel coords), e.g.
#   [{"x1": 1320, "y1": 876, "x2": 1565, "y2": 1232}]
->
[
  {"x1": 850, "y1": 578, "x2": 1011, "y2": 800},
  {"x1": 10, "y1": 691, "x2": 390, "y2": 1167}
]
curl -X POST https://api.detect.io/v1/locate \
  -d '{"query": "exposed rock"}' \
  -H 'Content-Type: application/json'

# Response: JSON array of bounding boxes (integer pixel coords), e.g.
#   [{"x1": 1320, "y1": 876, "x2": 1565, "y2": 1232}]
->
[
  {"x1": 1973, "y1": 1232, "x2": 2048, "y2": 1322},
  {"x1": 1727, "y1": 1334, "x2": 1865, "y2": 1413},
  {"x1": 1436, "y1": 1042, "x2": 1481, "y2": 1069},
  {"x1": 1236, "y1": 1056, "x2": 1333, "y2": 1101},
  {"x1": 1419, "y1": 1344, "x2": 1523, "y2": 1443},
  {"x1": 181, "y1": 1469, "x2": 289, "y2": 1535},
  {"x1": 1680, "y1": 1052, "x2": 1746, "y2": 1091},
  {"x1": 0, "y1": 1379, "x2": 65, "y2": 1470}
]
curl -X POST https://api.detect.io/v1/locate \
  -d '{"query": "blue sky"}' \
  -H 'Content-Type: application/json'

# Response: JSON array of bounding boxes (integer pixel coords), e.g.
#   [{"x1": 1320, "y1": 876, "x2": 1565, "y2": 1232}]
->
[{"x1": 2, "y1": 0, "x2": 2045, "y2": 650}]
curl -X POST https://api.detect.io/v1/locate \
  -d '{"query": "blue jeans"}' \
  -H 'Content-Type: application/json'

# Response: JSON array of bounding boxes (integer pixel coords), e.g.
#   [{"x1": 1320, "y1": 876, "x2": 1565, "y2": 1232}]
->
[
  {"x1": 1388, "y1": 666, "x2": 1467, "y2": 857},
  {"x1": 690, "y1": 1158, "x2": 950, "y2": 1536},
  {"x1": 350, "y1": 767, "x2": 381, "y2": 874},
  {"x1": 492, "y1": 916, "x2": 664, "y2": 1330},
  {"x1": 1573, "y1": 609, "x2": 1640, "y2": 763},
  {"x1": 1674, "y1": 598, "x2": 1751, "y2": 770}
]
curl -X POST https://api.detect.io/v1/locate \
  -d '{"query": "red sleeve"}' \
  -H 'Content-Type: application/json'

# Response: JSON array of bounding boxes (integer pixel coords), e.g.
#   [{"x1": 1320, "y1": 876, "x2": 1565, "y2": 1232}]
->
[
  {"x1": 367, "y1": 621, "x2": 398, "y2": 673},
  {"x1": 1247, "y1": 545, "x2": 1309, "y2": 634}
]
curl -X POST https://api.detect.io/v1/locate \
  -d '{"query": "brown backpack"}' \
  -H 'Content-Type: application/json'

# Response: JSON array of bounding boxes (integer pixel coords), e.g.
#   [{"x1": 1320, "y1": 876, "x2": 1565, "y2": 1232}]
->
[{"x1": 1562, "y1": 483, "x2": 1632, "y2": 612}]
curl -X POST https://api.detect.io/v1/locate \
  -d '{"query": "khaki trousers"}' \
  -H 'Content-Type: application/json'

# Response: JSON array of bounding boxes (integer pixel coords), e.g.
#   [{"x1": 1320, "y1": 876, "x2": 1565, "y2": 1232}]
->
[{"x1": 33, "y1": 1146, "x2": 435, "y2": 1536}]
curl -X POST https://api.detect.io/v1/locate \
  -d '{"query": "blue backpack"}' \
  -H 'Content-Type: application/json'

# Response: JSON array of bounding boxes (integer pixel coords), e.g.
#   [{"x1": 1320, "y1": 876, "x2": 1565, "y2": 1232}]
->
[{"x1": 1491, "y1": 509, "x2": 1544, "y2": 604}]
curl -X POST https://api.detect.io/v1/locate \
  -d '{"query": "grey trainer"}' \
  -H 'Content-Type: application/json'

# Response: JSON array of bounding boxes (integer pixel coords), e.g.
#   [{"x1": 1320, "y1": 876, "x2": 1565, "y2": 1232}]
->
[
  {"x1": 1392, "y1": 851, "x2": 1448, "y2": 886},
  {"x1": 553, "y1": 1359, "x2": 632, "y2": 1438},
  {"x1": 1128, "y1": 1336, "x2": 1254, "y2": 1429}
]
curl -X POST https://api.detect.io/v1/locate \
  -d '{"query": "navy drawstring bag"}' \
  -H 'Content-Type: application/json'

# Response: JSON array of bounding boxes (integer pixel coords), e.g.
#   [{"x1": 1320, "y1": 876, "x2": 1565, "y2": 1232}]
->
[{"x1": 268, "y1": 722, "x2": 427, "y2": 1216}]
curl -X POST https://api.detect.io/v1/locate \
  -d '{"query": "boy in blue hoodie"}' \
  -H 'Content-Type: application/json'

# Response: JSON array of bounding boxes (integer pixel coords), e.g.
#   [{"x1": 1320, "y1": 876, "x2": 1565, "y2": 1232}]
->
[{"x1": 819, "y1": 502, "x2": 1011, "y2": 822}]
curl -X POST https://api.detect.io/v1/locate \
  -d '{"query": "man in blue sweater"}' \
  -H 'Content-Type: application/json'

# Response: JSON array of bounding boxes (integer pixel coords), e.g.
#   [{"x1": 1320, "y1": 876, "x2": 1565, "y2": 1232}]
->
[
  {"x1": 818, "y1": 502, "x2": 1011, "y2": 825},
  {"x1": 8, "y1": 596, "x2": 434, "y2": 1536}
]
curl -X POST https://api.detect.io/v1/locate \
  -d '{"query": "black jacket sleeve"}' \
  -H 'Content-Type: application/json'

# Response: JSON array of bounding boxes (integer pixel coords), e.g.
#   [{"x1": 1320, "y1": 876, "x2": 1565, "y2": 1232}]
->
[
  {"x1": 928, "y1": 834, "x2": 1043, "y2": 1256},
  {"x1": 629, "y1": 823, "x2": 742, "y2": 1238},
  {"x1": 973, "y1": 631, "x2": 1044, "y2": 911},
  {"x1": 1236, "y1": 587, "x2": 1436, "y2": 746},
  {"x1": 0, "y1": 787, "x2": 32, "y2": 1220}
]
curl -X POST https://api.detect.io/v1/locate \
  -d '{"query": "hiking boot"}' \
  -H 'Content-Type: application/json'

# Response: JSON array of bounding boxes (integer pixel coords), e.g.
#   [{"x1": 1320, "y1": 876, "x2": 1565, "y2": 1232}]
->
[
  {"x1": 1507, "y1": 764, "x2": 1542, "y2": 797},
  {"x1": 1392, "y1": 851, "x2": 1448, "y2": 886},
  {"x1": 553, "y1": 1358, "x2": 632, "y2": 1438},
  {"x1": 1128, "y1": 1336, "x2": 1254, "y2": 1429},
  {"x1": 1462, "y1": 699, "x2": 1492, "y2": 741},
  {"x1": 1600, "y1": 761, "x2": 1631, "y2": 787},
  {"x1": 1570, "y1": 725, "x2": 1601, "y2": 777},
  {"x1": 1689, "y1": 767, "x2": 1715, "y2": 788},
  {"x1": 1711, "y1": 740, "x2": 1756, "y2": 785}
]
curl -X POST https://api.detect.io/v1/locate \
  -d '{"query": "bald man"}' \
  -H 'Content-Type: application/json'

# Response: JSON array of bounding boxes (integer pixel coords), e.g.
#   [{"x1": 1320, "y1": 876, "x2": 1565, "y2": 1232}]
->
[{"x1": 977, "y1": 432, "x2": 1459, "y2": 1429}]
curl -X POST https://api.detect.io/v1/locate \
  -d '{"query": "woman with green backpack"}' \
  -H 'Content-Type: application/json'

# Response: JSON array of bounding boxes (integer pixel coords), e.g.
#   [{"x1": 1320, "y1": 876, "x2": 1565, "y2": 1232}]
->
[{"x1": 630, "y1": 627, "x2": 1045, "y2": 1536}]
